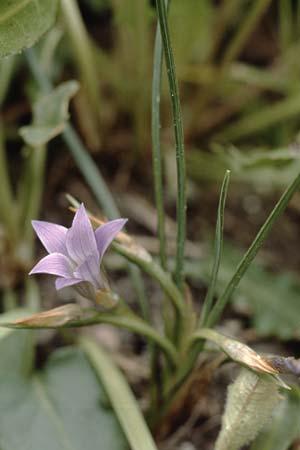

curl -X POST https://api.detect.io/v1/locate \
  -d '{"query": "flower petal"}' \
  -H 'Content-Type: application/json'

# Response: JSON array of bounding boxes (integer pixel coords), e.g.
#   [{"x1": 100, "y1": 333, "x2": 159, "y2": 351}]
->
[
  {"x1": 66, "y1": 203, "x2": 98, "y2": 264},
  {"x1": 29, "y1": 253, "x2": 72, "y2": 278},
  {"x1": 74, "y1": 255, "x2": 102, "y2": 289},
  {"x1": 55, "y1": 277, "x2": 83, "y2": 290},
  {"x1": 56, "y1": 277, "x2": 96, "y2": 301},
  {"x1": 95, "y1": 218, "x2": 127, "y2": 260},
  {"x1": 32, "y1": 220, "x2": 68, "y2": 254}
]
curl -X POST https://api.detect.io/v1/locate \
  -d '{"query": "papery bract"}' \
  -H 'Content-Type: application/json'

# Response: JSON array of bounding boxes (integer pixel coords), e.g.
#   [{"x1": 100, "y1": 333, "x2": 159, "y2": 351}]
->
[{"x1": 29, "y1": 203, "x2": 127, "y2": 302}]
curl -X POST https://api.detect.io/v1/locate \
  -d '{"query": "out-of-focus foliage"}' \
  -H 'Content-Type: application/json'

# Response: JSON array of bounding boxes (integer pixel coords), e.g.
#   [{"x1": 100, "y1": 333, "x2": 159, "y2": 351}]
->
[
  {"x1": 81, "y1": 0, "x2": 110, "y2": 12},
  {"x1": 0, "y1": 0, "x2": 58, "y2": 58},
  {"x1": 187, "y1": 144, "x2": 300, "y2": 191},
  {"x1": 20, "y1": 81, "x2": 79, "y2": 147}
]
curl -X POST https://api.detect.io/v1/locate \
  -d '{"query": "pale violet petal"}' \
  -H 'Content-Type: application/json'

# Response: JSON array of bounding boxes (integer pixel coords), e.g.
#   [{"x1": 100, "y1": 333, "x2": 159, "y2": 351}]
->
[
  {"x1": 66, "y1": 203, "x2": 99, "y2": 264},
  {"x1": 32, "y1": 220, "x2": 68, "y2": 254},
  {"x1": 29, "y1": 253, "x2": 72, "y2": 278},
  {"x1": 55, "y1": 277, "x2": 83, "y2": 290},
  {"x1": 56, "y1": 277, "x2": 96, "y2": 301},
  {"x1": 95, "y1": 218, "x2": 127, "y2": 260},
  {"x1": 74, "y1": 255, "x2": 102, "y2": 289}
]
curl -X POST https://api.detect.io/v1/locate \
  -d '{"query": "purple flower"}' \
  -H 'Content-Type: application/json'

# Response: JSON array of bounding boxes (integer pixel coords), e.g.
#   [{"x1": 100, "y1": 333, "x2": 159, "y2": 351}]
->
[{"x1": 29, "y1": 204, "x2": 127, "y2": 302}]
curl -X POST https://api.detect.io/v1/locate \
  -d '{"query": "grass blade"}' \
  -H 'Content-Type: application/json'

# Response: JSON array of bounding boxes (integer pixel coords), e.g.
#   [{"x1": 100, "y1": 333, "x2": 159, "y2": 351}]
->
[
  {"x1": 155, "y1": 0, "x2": 187, "y2": 291},
  {"x1": 206, "y1": 172, "x2": 300, "y2": 327},
  {"x1": 200, "y1": 170, "x2": 230, "y2": 326},
  {"x1": 152, "y1": 15, "x2": 167, "y2": 270}
]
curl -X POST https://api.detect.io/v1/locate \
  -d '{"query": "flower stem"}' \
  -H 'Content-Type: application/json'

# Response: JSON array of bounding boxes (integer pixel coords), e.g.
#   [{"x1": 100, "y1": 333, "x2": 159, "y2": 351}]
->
[
  {"x1": 113, "y1": 241, "x2": 184, "y2": 315},
  {"x1": 155, "y1": 0, "x2": 186, "y2": 291}
]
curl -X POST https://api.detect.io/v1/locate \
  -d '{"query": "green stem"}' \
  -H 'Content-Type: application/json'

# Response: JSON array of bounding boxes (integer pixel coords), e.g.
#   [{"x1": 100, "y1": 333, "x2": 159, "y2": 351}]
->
[
  {"x1": 25, "y1": 48, "x2": 149, "y2": 322},
  {"x1": 80, "y1": 337, "x2": 159, "y2": 450},
  {"x1": 113, "y1": 241, "x2": 184, "y2": 315},
  {"x1": 156, "y1": 0, "x2": 186, "y2": 291},
  {"x1": 60, "y1": 0, "x2": 102, "y2": 127},
  {"x1": 6, "y1": 303, "x2": 178, "y2": 368},
  {"x1": 81, "y1": 310, "x2": 178, "y2": 368},
  {"x1": 221, "y1": 0, "x2": 272, "y2": 69},
  {"x1": 151, "y1": 3, "x2": 168, "y2": 270},
  {"x1": 206, "y1": 172, "x2": 300, "y2": 328}
]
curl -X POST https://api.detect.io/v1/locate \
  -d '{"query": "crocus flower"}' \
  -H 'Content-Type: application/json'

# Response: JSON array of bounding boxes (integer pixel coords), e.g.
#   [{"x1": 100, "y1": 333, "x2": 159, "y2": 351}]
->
[{"x1": 29, "y1": 204, "x2": 127, "y2": 302}]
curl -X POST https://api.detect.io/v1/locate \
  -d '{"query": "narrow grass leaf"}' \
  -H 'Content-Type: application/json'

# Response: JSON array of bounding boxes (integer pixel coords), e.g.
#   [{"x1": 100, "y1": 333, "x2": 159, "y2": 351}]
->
[
  {"x1": 156, "y1": 0, "x2": 187, "y2": 291},
  {"x1": 200, "y1": 170, "x2": 230, "y2": 326},
  {"x1": 206, "y1": 172, "x2": 300, "y2": 327}
]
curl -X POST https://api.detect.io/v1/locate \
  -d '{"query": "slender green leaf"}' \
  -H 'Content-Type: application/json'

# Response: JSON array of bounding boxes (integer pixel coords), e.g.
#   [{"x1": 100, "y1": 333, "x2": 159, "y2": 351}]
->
[
  {"x1": 200, "y1": 170, "x2": 230, "y2": 326},
  {"x1": 195, "y1": 243, "x2": 300, "y2": 339},
  {"x1": 81, "y1": 337, "x2": 159, "y2": 450},
  {"x1": 156, "y1": 0, "x2": 187, "y2": 291},
  {"x1": 0, "y1": 0, "x2": 58, "y2": 58},
  {"x1": 206, "y1": 172, "x2": 300, "y2": 327},
  {"x1": 152, "y1": 8, "x2": 167, "y2": 270}
]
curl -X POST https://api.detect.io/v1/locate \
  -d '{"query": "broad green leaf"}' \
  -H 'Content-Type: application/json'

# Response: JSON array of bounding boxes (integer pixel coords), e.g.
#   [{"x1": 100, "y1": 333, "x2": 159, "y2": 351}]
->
[
  {"x1": 0, "y1": 346, "x2": 127, "y2": 450},
  {"x1": 20, "y1": 80, "x2": 79, "y2": 146},
  {"x1": 250, "y1": 386, "x2": 300, "y2": 450},
  {"x1": 0, "y1": 0, "x2": 58, "y2": 58},
  {"x1": 193, "y1": 243, "x2": 300, "y2": 339}
]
